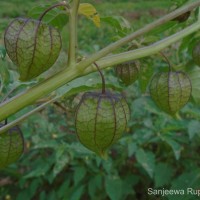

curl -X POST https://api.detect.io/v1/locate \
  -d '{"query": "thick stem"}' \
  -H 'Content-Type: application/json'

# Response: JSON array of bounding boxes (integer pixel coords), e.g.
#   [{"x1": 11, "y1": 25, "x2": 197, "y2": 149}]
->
[
  {"x1": 38, "y1": 2, "x2": 70, "y2": 21},
  {"x1": 92, "y1": 22, "x2": 200, "y2": 71},
  {"x1": 0, "y1": 1, "x2": 200, "y2": 122},
  {"x1": 94, "y1": 62, "x2": 106, "y2": 94},
  {"x1": 67, "y1": 0, "x2": 80, "y2": 66}
]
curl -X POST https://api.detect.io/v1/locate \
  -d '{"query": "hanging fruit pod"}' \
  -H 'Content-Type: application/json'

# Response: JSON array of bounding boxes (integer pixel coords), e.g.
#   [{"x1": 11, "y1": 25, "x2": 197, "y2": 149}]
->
[
  {"x1": 149, "y1": 71, "x2": 192, "y2": 115},
  {"x1": 115, "y1": 61, "x2": 140, "y2": 86},
  {"x1": 4, "y1": 17, "x2": 62, "y2": 81},
  {"x1": 0, "y1": 125, "x2": 24, "y2": 169},
  {"x1": 75, "y1": 91, "x2": 130, "y2": 157},
  {"x1": 192, "y1": 41, "x2": 200, "y2": 66}
]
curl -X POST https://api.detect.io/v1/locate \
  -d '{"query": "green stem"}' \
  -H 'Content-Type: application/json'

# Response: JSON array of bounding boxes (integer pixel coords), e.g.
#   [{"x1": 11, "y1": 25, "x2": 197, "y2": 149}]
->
[
  {"x1": 0, "y1": 1, "x2": 200, "y2": 122},
  {"x1": 0, "y1": 98, "x2": 56, "y2": 134},
  {"x1": 93, "y1": 22, "x2": 200, "y2": 71},
  {"x1": 67, "y1": 0, "x2": 80, "y2": 66}
]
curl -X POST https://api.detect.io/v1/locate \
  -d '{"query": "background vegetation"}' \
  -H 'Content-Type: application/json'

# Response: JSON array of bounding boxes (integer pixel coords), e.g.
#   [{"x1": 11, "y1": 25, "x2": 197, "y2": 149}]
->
[{"x1": 1, "y1": 0, "x2": 200, "y2": 200}]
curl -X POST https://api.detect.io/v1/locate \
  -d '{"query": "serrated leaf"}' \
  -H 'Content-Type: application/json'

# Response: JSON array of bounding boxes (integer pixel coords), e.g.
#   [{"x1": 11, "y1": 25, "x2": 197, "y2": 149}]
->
[
  {"x1": 28, "y1": 4, "x2": 68, "y2": 30},
  {"x1": 188, "y1": 120, "x2": 200, "y2": 139},
  {"x1": 105, "y1": 176, "x2": 123, "y2": 200},
  {"x1": 79, "y1": 3, "x2": 100, "y2": 27},
  {"x1": 135, "y1": 149, "x2": 155, "y2": 178},
  {"x1": 154, "y1": 163, "x2": 174, "y2": 187}
]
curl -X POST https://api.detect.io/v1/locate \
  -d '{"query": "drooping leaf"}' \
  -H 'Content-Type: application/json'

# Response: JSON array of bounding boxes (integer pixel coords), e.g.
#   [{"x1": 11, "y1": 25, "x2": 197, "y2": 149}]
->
[
  {"x1": 0, "y1": 125, "x2": 24, "y2": 169},
  {"x1": 136, "y1": 148, "x2": 155, "y2": 178},
  {"x1": 4, "y1": 18, "x2": 62, "y2": 81},
  {"x1": 161, "y1": 135, "x2": 182, "y2": 160},
  {"x1": 79, "y1": 3, "x2": 100, "y2": 27}
]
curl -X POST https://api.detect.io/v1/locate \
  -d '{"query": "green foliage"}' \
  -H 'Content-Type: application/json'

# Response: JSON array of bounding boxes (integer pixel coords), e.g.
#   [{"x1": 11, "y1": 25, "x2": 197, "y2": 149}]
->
[{"x1": 1, "y1": 0, "x2": 200, "y2": 200}]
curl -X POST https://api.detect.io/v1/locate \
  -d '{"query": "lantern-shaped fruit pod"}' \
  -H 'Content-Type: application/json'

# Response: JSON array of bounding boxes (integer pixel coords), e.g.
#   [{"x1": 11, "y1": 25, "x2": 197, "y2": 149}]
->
[
  {"x1": 115, "y1": 61, "x2": 140, "y2": 86},
  {"x1": 75, "y1": 91, "x2": 130, "y2": 157},
  {"x1": 192, "y1": 42, "x2": 200, "y2": 66},
  {"x1": 4, "y1": 17, "x2": 62, "y2": 81},
  {"x1": 149, "y1": 71, "x2": 192, "y2": 115},
  {"x1": 0, "y1": 125, "x2": 24, "y2": 169}
]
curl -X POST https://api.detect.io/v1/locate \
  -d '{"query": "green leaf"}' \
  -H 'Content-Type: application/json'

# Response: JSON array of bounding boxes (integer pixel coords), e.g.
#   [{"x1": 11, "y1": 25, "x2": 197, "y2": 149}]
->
[
  {"x1": 0, "y1": 45, "x2": 6, "y2": 60},
  {"x1": 105, "y1": 176, "x2": 123, "y2": 200},
  {"x1": 88, "y1": 175, "x2": 102, "y2": 199},
  {"x1": 28, "y1": 4, "x2": 68, "y2": 30},
  {"x1": 74, "y1": 166, "x2": 87, "y2": 186},
  {"x1": 128, "y1": 142, "x2": 137, "y2": 157},
  {"x1": 169, "y1": 170, "x2": 200, "y2": 200},
  {"x1": 135, "y1": 149, "x2": 155, "y2": 178},
  {"x1": 101, "y1": 16, "x2": 131, "y2": 37},
  {"x1": 70, "y1": 185, "x2": 85, "y2": 200},
  {"x1": 161, "y1": 135, "x2": 182, "y2": 160},
  {"x1": 55, "y1": 73, "x2": 123, "y2": 99},
  {"x1": 53, "y1": 145, "x2": 70, "y2": 179},
  {"x1": 188, "y1": 120, "x2": 200, "y2": 139},
  {"x1": 154, "y1": 163, "x2": 174, "y2": 187},
  {"x1": 148, "y1": 21, "x2": 176, "y2": 35},
  {"x1": 139, "y1": 62, "x2": 154, "y2": 93}
]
